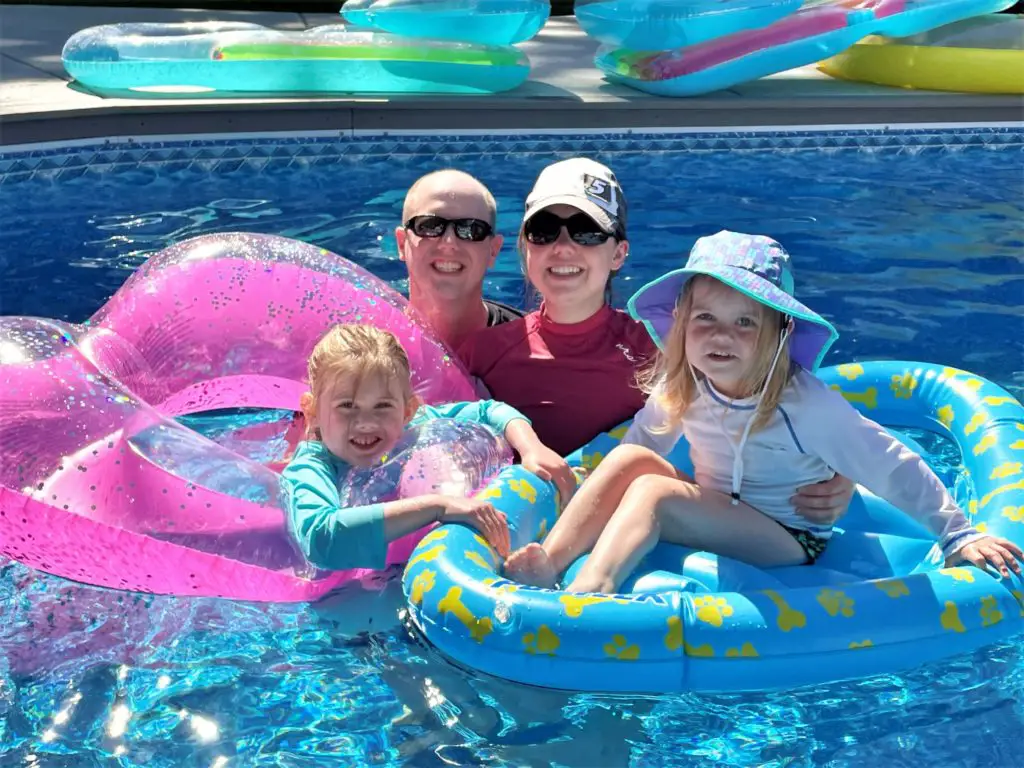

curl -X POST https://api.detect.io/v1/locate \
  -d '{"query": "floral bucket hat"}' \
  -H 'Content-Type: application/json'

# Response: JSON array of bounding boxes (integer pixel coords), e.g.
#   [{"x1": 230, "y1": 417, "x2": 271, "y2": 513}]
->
[{"x1": 627, "y1": 230, "x2": 838, "y2": 372}]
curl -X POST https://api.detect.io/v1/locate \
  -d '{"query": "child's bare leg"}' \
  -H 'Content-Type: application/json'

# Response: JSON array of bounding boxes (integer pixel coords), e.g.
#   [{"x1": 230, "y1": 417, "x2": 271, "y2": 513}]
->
[
  {"x1": 567, "y1": 475, "x2": 809, "y2": 594},
  {"x1": 504, "y1": 445, "x2": 682, "y2": 587}
]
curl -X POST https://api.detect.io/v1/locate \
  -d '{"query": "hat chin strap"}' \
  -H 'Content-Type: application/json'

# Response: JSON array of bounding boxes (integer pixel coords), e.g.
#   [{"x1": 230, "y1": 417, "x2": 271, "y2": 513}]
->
[{"x1": 723, "y1": 322, "x2": 792, "y2": 506}]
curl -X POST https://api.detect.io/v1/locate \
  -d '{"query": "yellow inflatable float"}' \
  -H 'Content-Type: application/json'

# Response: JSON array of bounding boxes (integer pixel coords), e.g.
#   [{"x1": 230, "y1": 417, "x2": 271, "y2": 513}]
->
[{"x1": 819, "y1": 14, "x2": 1024, "y2": 94}]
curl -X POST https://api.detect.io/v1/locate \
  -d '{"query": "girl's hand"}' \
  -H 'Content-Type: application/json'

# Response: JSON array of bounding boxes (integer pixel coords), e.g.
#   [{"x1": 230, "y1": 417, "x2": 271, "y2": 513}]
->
[
  {"x1": 520, "y1": 445, "x2": 577, "y2": 507},
  {"x1": 439, "y1": 496, "x2": 510, "y2": 558},
  {"x1": 946, "y1": 535, "x2": 1024, "y2": 579},
  {"x1": 792, "y1": 473, "x2": 855, "y2": 525}
]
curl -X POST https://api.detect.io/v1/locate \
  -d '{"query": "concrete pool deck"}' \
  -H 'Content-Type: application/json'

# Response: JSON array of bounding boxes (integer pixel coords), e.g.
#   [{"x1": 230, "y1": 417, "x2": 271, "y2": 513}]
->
[{"x1": 1, "y1": 5, "x2": 1022, "y2": 147}]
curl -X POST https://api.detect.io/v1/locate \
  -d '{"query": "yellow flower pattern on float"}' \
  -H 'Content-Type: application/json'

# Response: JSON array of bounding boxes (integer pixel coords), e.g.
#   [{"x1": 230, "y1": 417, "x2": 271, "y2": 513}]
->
[
  {"x1": 604, "y1": 634, "x2": 640, "y2": 660},
  {"x1": 817, "y1": 589, "x2": 855, "y2": 618},
  {"x1": 508, "y1": 478, "x2": 537, "y2": 504},
  {"x1": 890, "y1": 373, "x2": 917, "y2": 399},
  {"x1": 522, "y1": 625, "x2": 559, "y2": 655},
  {"x1": 837, "y1": 363, "x2": 864, "y2": 380},
  {"x1": 693, "y1": 596, "x2": 734, "y2": 627}
]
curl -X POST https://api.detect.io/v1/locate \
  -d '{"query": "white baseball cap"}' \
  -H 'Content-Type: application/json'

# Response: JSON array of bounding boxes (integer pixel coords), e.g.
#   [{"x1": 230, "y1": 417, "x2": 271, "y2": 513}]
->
[{"x1": 524, "y1": 158, "x2": 627, "y2": 237}]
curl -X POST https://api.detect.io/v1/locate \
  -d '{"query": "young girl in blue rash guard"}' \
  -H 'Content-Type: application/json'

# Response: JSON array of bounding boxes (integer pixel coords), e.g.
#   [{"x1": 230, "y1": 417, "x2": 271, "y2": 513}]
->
[
  {"x1": 505, "y1": 230, "x2": 1023, "y2": 592},
  {"x1": 283, "y1": 323, "x2": 572, "y2": 571}
]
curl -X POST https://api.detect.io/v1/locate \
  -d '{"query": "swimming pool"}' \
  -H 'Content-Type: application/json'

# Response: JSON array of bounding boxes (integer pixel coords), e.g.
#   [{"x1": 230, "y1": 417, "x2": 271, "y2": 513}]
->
[{"x1": 1, "y1": 126, "x2": 1022, "y2": 766}]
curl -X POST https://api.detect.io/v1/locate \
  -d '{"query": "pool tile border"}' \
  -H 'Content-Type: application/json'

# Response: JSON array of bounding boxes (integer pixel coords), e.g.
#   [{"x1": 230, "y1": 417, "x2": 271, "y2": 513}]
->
[{"x1": 1, "y1": 126, "x2": 1020, "y2": 185}]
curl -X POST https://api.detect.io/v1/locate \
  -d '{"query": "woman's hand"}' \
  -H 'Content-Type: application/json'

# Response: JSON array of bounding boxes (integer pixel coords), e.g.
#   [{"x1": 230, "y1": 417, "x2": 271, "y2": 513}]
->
[
  {"x1": 520, "y1": 444, "x2": 577, "y2": 507},
  {"x1": 503, "y1": 419, "x2": 577, "y2": 506},
  {"x1": 439, "y1": 496, "x2": 510, "y2": 558},
  {"x1": 947, "y1": 535, "x2": 1024, "y2": 579},
  {"x1": 792, "y1": 474, "x2": 855, "y2": 526}
]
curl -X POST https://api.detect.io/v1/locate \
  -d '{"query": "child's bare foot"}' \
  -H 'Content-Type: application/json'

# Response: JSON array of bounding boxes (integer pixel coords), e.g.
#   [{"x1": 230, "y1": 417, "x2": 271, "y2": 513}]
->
[{"x1": 503, "y1": 542, "x2": 559, "y2": 588}]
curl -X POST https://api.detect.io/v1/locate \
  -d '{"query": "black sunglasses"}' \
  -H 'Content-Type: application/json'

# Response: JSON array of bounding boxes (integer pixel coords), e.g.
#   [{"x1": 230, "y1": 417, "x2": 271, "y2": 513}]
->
[
  {"x1": 404, "y1": 215, "x2": 494, "y2": 243},
  {"x1": 524, "y1": 211, "x2": 621, "y2": 247}
]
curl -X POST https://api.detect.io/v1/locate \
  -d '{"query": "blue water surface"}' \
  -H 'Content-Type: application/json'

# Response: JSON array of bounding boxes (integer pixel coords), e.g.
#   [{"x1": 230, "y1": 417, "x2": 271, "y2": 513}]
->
[{"x1": 1, "y1": 127, "x2": 1022, "y2": 766}]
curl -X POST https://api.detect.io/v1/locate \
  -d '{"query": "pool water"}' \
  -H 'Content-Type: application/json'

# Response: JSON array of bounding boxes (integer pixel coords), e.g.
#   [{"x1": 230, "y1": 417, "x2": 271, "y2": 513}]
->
[{"x1": 1, "y1": 127, "x2": 1023, "y2": 766}]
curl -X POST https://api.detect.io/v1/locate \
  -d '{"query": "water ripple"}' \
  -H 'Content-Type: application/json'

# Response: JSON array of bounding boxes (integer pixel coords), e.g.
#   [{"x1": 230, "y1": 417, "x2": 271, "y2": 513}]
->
[{"x1": 1, "y1": 134, "x2": 1022, "y2": 765}]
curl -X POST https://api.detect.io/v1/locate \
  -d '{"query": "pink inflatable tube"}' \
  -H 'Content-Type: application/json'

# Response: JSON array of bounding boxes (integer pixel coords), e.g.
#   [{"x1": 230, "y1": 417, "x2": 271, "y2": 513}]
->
[{"x1": 0, "y1": 233, "x2": 482, "y2": 602}]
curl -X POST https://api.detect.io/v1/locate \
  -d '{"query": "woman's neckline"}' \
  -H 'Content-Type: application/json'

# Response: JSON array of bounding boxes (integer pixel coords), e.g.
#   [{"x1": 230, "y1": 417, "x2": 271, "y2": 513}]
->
[{"x1": 537, "y1": 302, "x2": 612, "y2": 335}]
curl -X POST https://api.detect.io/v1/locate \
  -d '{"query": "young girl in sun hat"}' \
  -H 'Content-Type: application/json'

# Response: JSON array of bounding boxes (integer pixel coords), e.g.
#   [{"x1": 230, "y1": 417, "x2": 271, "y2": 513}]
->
[{"x1": 503, "y1": 230, "x2": 1023, "y2": 593}]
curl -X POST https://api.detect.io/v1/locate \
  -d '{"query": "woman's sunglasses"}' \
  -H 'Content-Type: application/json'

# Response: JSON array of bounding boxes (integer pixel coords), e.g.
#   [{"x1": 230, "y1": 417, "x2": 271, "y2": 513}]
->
[
  {"x1": 523, "y1": 211, "x2": 620, "y2": 246},
  {"x1": 405, "y1": 215, "x2": 494, "y2": 242}
]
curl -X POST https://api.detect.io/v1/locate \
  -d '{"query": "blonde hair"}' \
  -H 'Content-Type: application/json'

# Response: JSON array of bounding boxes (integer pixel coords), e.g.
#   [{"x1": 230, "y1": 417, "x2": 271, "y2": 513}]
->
[
  {"x1": 306, "y1": 324, "x2": 413, "y2": 406},
  {"x1": 638, "y1": 276, "x2": 792, "y2": 433}
]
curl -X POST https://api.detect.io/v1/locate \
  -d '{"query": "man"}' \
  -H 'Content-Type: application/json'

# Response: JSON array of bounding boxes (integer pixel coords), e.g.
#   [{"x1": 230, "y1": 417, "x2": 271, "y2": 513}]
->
[{"x1": 395, "y1": 169, "x2": 523, "y2": 351}]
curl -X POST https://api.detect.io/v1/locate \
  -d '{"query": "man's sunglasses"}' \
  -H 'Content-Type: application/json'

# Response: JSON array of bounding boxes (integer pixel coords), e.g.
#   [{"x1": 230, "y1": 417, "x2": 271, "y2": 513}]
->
[
  {"x1": 523, "y1": 211, "x2": 620, "y2": 247},
  {"x1": 404, "y1": 215, "x2": 494, "y2": 242}
]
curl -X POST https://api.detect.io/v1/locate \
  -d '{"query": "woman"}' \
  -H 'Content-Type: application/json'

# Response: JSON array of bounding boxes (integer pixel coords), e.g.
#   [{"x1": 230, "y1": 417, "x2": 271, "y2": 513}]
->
[{"x1": 457, "y1": 157, "x2": 653, "y2": 460}]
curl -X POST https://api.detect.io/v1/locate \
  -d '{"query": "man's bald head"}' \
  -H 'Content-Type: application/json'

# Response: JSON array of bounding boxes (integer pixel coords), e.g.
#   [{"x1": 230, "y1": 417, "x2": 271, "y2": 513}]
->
[
  {"x1": 402, "y1": 169, "x2": 497, "y2": 227},
  {"x1": 396, "y1": 168, "x2": 504, "y2": 338}
]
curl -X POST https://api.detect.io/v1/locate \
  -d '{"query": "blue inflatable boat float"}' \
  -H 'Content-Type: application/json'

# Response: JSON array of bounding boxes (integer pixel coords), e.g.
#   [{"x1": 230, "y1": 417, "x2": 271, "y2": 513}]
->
[{"x1": 402, "y1": 361, "x2": 1024, "y2": 692}]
